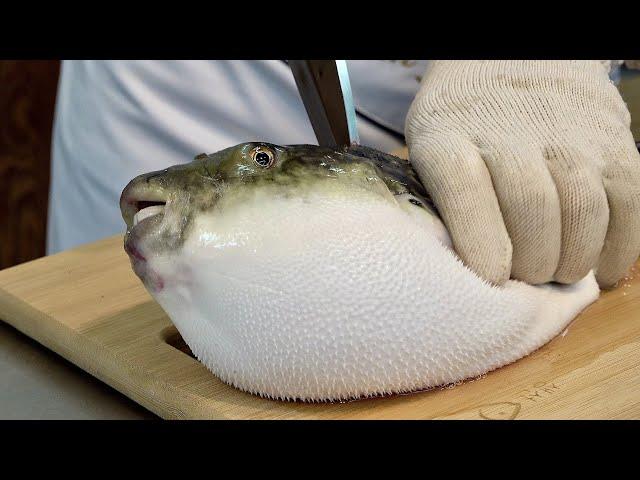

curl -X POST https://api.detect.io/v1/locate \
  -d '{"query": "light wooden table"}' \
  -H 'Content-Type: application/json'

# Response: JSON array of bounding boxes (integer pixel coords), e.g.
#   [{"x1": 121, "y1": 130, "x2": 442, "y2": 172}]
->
[{"x1": 0, "y1": 235, "x2": 638, "y2": 419}]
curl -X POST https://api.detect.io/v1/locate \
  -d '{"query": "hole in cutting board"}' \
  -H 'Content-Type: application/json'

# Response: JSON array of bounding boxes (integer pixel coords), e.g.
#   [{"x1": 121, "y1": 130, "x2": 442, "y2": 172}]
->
[{"x1": 162, "y1": 327, "x2": 196, "y2": 359}]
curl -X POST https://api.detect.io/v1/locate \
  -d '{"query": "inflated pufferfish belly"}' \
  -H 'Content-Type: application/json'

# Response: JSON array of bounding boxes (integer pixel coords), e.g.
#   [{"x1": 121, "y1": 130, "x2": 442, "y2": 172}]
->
[{"x1": 120, "y1": 143, "x2": 599, "y2": 401}]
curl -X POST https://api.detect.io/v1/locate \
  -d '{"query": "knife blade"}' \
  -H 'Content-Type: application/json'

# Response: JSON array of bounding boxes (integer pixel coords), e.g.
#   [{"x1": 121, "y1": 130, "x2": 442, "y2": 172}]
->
[{"x1": 288, "y1": 60, "x2": 359, "y2": 147}]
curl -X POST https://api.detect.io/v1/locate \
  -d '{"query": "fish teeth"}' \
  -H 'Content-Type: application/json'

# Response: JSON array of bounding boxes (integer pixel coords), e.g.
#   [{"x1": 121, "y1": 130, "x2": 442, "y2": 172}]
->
[{"x1": 133, "y1": 205, "x2": 165, "y2": 226}]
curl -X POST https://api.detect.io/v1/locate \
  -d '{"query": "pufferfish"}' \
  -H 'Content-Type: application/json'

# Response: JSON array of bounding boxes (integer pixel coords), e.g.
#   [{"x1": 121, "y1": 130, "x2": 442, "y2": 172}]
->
[{"x1": 120, "y1": 142, "x2": 598, "y2": 402}]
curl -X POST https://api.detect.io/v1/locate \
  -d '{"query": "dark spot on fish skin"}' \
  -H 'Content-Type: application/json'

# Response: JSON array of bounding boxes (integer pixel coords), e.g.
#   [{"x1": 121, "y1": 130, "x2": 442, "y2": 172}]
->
[
  {"x1": 343, "y1": 145, "x2": 429, "y2": 199},
  {"x1": 409, "y1": 198, "x2": 423, "y2": 207},
  {"x1": 145, "y1": 170, "x2": 169, "y2": 184}
]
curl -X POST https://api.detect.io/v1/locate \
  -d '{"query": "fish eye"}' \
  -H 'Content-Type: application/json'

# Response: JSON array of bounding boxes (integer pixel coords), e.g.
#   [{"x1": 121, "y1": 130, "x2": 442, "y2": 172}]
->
[{"x1": 251, "y1": 147, "x2": 275, "y2": 168}]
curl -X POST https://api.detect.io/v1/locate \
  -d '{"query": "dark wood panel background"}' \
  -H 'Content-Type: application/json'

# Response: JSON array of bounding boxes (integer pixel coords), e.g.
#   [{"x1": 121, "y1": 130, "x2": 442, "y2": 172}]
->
[{"x1": 0, "y1": 60, "x2": 60, "y2": 269}]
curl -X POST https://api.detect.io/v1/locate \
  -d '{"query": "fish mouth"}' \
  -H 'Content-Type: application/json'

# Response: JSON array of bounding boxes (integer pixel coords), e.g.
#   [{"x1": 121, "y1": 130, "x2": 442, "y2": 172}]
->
[
  {"x1": 132, "y1": 201, "x2": 166, "y2": 227},
  {"x1": 120, "y1": 178, "x2": 170, "y2": 274},
  {"x1": 122, "y1": 197, "x2": 169, "y2": 292},
  {"x1": 121, "y1": 190, "x2": 167, "y2": 229},
  {"x1": 122, "y1": 197, "x2": 167, "y2": 257}
]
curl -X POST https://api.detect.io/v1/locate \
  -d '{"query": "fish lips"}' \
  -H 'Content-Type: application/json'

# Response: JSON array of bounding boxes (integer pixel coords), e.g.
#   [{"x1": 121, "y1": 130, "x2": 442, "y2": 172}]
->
[{"x1": 124, "y1": 213, "x2": 166, "y2": 292}]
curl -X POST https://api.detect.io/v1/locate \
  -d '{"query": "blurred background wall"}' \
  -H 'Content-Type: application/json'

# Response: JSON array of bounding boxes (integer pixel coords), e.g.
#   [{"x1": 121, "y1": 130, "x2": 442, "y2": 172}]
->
[{"x1": 0, "y1": 60, "x2": 60, "y2": 269}]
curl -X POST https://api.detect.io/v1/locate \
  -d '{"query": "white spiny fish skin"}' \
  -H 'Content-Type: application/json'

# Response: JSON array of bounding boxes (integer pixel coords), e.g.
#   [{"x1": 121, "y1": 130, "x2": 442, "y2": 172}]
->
[{"x1": 143, "y1": 182, "x2": 598, "y2": 402}]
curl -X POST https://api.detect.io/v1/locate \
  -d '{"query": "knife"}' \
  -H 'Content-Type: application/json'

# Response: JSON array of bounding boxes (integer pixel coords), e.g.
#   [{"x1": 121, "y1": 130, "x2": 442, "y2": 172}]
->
[{"x1": 288, "y1": 60, "x2": 359, "y2": 147}]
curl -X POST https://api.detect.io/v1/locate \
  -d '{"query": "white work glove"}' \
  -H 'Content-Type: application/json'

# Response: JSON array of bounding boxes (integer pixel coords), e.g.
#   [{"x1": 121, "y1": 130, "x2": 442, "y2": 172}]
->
[{"x1": 406, "y1": 60, "x2": 640, "y2": 288}]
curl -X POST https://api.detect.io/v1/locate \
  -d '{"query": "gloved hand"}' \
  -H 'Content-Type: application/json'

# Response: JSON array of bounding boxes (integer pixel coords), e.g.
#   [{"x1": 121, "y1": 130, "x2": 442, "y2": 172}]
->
[{"x1": 406, "y1": 60, "x2": 640, "y2": 288}]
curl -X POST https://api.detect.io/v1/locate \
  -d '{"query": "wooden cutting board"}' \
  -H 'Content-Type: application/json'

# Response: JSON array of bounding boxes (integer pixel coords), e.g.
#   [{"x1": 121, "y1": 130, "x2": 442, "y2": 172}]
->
[{"x1": 0, "y1": 234, "x2": 639, "y2": 419}]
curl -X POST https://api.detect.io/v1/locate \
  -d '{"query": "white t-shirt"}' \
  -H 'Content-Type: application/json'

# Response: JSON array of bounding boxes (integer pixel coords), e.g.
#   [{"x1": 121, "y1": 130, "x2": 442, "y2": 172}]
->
[{"x1": 47, "y1": 60, "x2": 429, "y2": 254}]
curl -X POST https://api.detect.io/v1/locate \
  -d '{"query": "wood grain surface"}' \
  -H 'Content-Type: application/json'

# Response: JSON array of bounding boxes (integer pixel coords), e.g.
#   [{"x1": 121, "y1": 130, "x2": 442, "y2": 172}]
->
[
  {"x1": 0, "y1": 60, "x2": 60, "y2": 269},
  {"x1": 0, "y1": 234, "x2": 638, "y2": 419}
]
